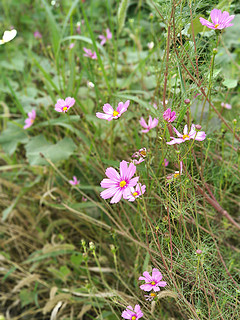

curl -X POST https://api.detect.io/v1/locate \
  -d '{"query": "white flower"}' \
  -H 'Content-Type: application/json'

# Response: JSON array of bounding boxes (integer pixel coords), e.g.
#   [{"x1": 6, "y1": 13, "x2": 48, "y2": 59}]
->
[
  {"x1": 0, "y1": 29, "x2": 17, "y2": 45},
  {"x1": 147, "y1": 41, "x2": 154, "y2": 50}
]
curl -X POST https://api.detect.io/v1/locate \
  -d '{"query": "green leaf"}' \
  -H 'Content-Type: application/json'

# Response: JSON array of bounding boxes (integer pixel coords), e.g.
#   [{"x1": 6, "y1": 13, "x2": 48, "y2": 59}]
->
[
  {"x1": 0, "y1": 122, "x2": 28, "y2": 155},
  {"x1": 71, "y1": 253, "x2": 83, "y2": 267},
  {"x1": 222, "y1": 79, "x2": 238, "y2": 89},
  {"x1": 20, "y1": 289, "x2": 35, "y2": 308},
  {"x1": 188, "y1": 14, "x2": 205, "y2": 35},
  {"x1": 25, "y1": 135, "x2": 76, "y2": 165}
]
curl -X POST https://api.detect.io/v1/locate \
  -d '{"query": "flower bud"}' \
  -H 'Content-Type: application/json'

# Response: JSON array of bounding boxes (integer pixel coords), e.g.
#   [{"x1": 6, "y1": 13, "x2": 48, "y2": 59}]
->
[
  {"x1": 196, "y1": 249, "x2": 202, "y2": 255},
  {"x1": 195, "y1": 124, "x2": 202, "y2": 130},
  {"x1": 213, "y1": 48, "x2": 218, "y2": 54},
  {"x1": 232, "y1": 119, "x2": 237, "y2": 125},
  {"x1": 184, "y1": 98, "x2": 191, "y2": 105},
  {"x1": 89, "y1": 242, "x2": 95, "y2": 250}
]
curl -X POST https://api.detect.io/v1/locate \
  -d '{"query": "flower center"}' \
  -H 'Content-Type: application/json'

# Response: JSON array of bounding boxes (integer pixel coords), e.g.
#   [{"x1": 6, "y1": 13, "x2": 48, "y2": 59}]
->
[
  {"x1": 132, "y1": 191, "x2": 139, "y2": 197},
  {"x1": 140, "y1": 150, "x2": 146, "y2": 156},
  {"x1": 150, "y1": 292, "x2": 157, "y2": 297},
  {"x1": 62, "y1": 106, "x2": 68, "y2": 111},
  {"x1": 182, "y1": 134, "x2": 189, "y2": 140},
  {"x1": 113, "y1": 110, "x2": 119, "y2": 117},
  {"x1": 174, "y1": 173, "x2": 179, "y2": 178},
  {"x1": 119, "y1": 180, "x2": 127, "y2": 188},
  {"x1": 131, "y1": 317, "x2": 136, "y2": 320},
  {"x1": 214, "y1": 24, "x2": 219, "y2": 28},
  {"x1": 151, "y1": 281, "x2": 156, "y2": 285}
]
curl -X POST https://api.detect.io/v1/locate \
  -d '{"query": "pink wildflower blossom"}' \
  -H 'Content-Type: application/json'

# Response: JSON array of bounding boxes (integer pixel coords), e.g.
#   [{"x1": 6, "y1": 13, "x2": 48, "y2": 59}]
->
[
  {"x1": 96, "y1": 100, "x2": 130, "y2": 121},
  {"x1": 99, "y1": 28, "x2": 112, "y2": 46},
  {"x1": 132, "y1": 158, "x2": 145, "y2": 165},
  {"x1": 69, "y1": 42, "x2": 75, "y2": 49},
  {"x1": 34, "y1": 31, "x2": 42, "y2": 39},
  {"x1": 126, "y1": 183, "x2": 146, "y2": 202},
  {"x1": 83, "y1": 47, "x2": 97, "y2": 59},
  {"x1": 139, "y1": 268, "x2": 167, "y2": 292},
  {"x1": 221, "y1": 102, "x2": 232, "y2": 110},
  {"x1": 163, "y1": 158, "x2": 169, "y2": 167},
  {"x1": 24, "y1": 109, "x2": 36, "y2": 129},
  {"x1": 139, "y1": 116, "x2": 158, "y2": 133},
  {"x1": 163, "y1": 108, "x2": 177, "y2": 123},
  {"x1": 144, "y1": 292, "x2": 157, "y2": 301},
  {"x1": 167, "y1": 124, "x2": 206, "y2": 145},
  {"x1": 132, "y1": 148, "x2": 147, "y2": 159},
  {"x1": 196, "y1": 249, "x2": 202, "y2": 255},
  {"x1": 122, "y1": 305, "x2": 143, "y2": 320},
  {"x1": 69, "y1": 176, "x2": 80, "y2": 185},
  {"x1": 100, "y1": 160, "x2": 139, "y2": 204},
  {"x1": 166, "y1": 161, "x2": 183, "y2": 182},
  {"x1": 199, "y1": 9, "x2": 235, "y2": 30},
  {"x1": 55, "y1": 97, "x2": 75, "y2": 113},
  {"x1": 82, "y1": 196, "x2": 87, "y2": 202}
]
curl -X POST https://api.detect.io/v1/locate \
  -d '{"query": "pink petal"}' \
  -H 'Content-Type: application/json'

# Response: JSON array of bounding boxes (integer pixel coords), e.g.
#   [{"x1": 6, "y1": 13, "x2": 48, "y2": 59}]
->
[
  {"x1": 142, "y1": 271, "x2": 152, "y2": 281},
  {"x1": 173, "y1": 127, "x2": 183, "y2": 138},
  {"x1": 140, "y1": 284, "x2": 153, "y2": 291},
  {"x1": 128, "y1": 176, "x2": 139, "y2": 188},
  {"x1": 152, "y1": 286, "x2": 160, "y2": 292},
  {"x1": 134, "y1": 305, "x2": 141, "y2": 313},
  {"x1": 105, "y1": 167, "x2": 120, "y2": 181},
  {"x1": 199, "y1": 18, "x2": 215, "y2": 29},
  {"x1": 126, "y1": 162, "x2": 136, "y2": 180},
  {"x1": 152, "y1": 268, "x2": 162, "y2": 281},
  {"x1": 119, "y1": 161, "x2": 128, "y2": 180},
  {"x1": 194, "y1": 131, "x2": 206, "y2": 141},
  {"x1": 96, "y1": 112, "x2": 112, "y2": 120},
  {"x1": 117, "y1": 100, "x2": 130, "y2": 114},
  {"x1": 103, "y1": 103, "x2": 114, "y2": 114},
  {"x1": 158, "y1": 281, "x2": 167, "y2": 287},
  {"x1": 110, "y1": 189, "x2": 123, "y2": 203},
  {"x1": 167, "y1": 138, "x2": 184, "y2": 145},
  {"x1": 141, "y1": 129, "x2": 150, "y2": 133},
  {"x1": 183, "y1": 125, "x2": 188, "y2": 135},
  {"x1": 151, "y1": 118, "x2": 158, "y2": 128},
  {"x1": 101, "y1": 178, "x2": 118, "y2": 188},
  {"x1": 100, "y1": 187, "x2": 119, "y2": 199},
  {"x1": 210, "y1": 8, "x2": 221, "y2": 24},
  {"x1": 139, "y1": 117, "x2": 148, "y2": 128}
]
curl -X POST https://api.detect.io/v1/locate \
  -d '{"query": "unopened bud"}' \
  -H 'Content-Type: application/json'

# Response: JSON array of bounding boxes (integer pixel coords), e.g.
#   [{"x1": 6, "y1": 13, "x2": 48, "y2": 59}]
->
[
  {"x1": 184, "y1": 98, "x2": 191, "y2": 105},
  {"x1": 110, "y1": 244, "x2": 116, "y2": 253},
  {"x1": 149, "y1": 13, "x2": 154, "y2": 19},
  {"x1": 89, "y1": 242, "x2": 95, "y2": 250},
  {"x1": 213, "y1": 48, "x2": 218, "y2": 54},
  {"x1": 196, "y1": 249, "x2": 202, "y2": 255},
  {"x1": 195, "y1": 124, "x2": 202, "y2": 130},
  {"x1": 233, "y1": 119, "x2": 237, "y2": 125},
  {"x1": 81, "y1": 239, "x2": 86, "y2": 247}
]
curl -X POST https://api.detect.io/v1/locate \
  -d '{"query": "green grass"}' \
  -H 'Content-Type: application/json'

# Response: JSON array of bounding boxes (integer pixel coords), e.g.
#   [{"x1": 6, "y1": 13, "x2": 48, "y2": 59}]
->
[{"x1": 0, "y1": 0, "x2": 240, "y2": 319}]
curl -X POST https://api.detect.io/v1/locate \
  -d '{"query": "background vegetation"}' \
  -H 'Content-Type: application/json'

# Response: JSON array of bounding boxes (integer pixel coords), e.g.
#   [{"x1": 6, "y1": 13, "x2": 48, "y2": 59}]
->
[{"x1": 0, "y1": 0, "x2": 239, "y2": 319}]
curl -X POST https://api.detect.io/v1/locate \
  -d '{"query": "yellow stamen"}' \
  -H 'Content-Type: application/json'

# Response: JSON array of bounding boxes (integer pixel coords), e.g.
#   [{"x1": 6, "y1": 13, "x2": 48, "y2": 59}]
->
[
  {"x1": 151, "y1": 281, "x2": 156, "y2": 285},
  {"x1": 132, "y1": 192, "x2": 138, "y2": 197},
  {"x1": 113, "y1": 110, "x2": 119, "y2": 117},
  {"x1": 214, "y1": 24, "x2": 219, "y2": 28},
  {"x1": 140, "y1": 150, "x2": 146, "y2": 156},
  {"x1": 182, "y1": 134, "x2": 189, "y2": 139},
  {"x1": 119, "y1": 180, "x2": 126, "y2": 188},
  {"x1": 62, "y1": 106, "x2": 68, "y2": 111},
  {"x1": 174, "y1": 173, "x2": 179, "y2": 178},
  {"x1": 132, "y1": 317, "x2": 136, "y2": 320},
  {"x1": 150, "y1": 293, "x2": 157, "y2": 297}
]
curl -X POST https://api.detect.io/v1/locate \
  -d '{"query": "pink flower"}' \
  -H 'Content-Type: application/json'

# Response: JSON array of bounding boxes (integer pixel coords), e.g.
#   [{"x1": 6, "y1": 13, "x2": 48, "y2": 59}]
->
[
  {"x1": 122, "y1": 304, "x2": 143, "y2": 320},
  {"x1": 166, "y1": 161, "x2": 183, "y2": 182},
  {"x1": 126, "y1": 183, "x2": 146, "y2": 202},
  {"x1": 139, "y1": 116, "x2": 158, "y2": 133},
  {"x1": 82, "y1": 196, "x2": 87, "y2": 202},
  {"x1": 99, "y1": 28, "x2": 112, "y2": 46},
  {"x1": 96, "y1": 100, "x2": 130, "y2": 121},
  {"x1": 34, "y1": 31, "x2": 42, "y2": 39},
  {"x1": 76, "y1": 21, "x2": 81, "y2": 34},
  {"x1": 24, "y1": 109, "x2": 36, "y2": 129},
  {"x1": 163, "y1": 158, "x2": 169, "y2": 167},
  {"x1": 83, "y1": 47, "x2": 97, "y2": 59},
  {"x1": 193, "y1": 93, "x2": 201, "y2": 99},
  {"x1": 167, "y1": 124, "x2": 206, "y2": 145},
  {"x1": 144, "y1": 292, "x2": 157, "y2": 301},
  {"x1": 139, "y1": 268, "x2": 167, "y2": 292},
  {"x1": 100, "y1": 160, "x2": 139, "y2": 204},
  {"x1": 55, "y1": 97, "x2": 75, "y2": 113},
  {"x1": 196, "y1": 249, "x2": 202, "y2": 255},
  {"x1": 199, "y1": 9, "x2": 235, "y2": 30},
  {"x1": 221, "y1": 102, "x2": 232, "y2": 110},
  {"x1": 132, "y1": 158, "x2": 145, "y2": 165},
  {"x1": 69, "y1": 176, "x2": 80, "y2": 185},
  {"x1": 163, "y1": 108, "x2": 176, "y2": 123},
  {"x1": 69, "y1": 42, "x2": 75, "y2": 49}
]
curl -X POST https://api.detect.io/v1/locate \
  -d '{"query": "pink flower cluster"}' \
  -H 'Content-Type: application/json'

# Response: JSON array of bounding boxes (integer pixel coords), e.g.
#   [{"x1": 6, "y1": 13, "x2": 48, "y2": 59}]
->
[
  {"x1": 132, "y1": 148, "x2": 147, "y2": 165},
  {"x1": 100, "y1": 160, "x2": 146, "y2": 204},
  {"x1": 122, "y1": 268, "x2": 167, "y2": 319}
]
